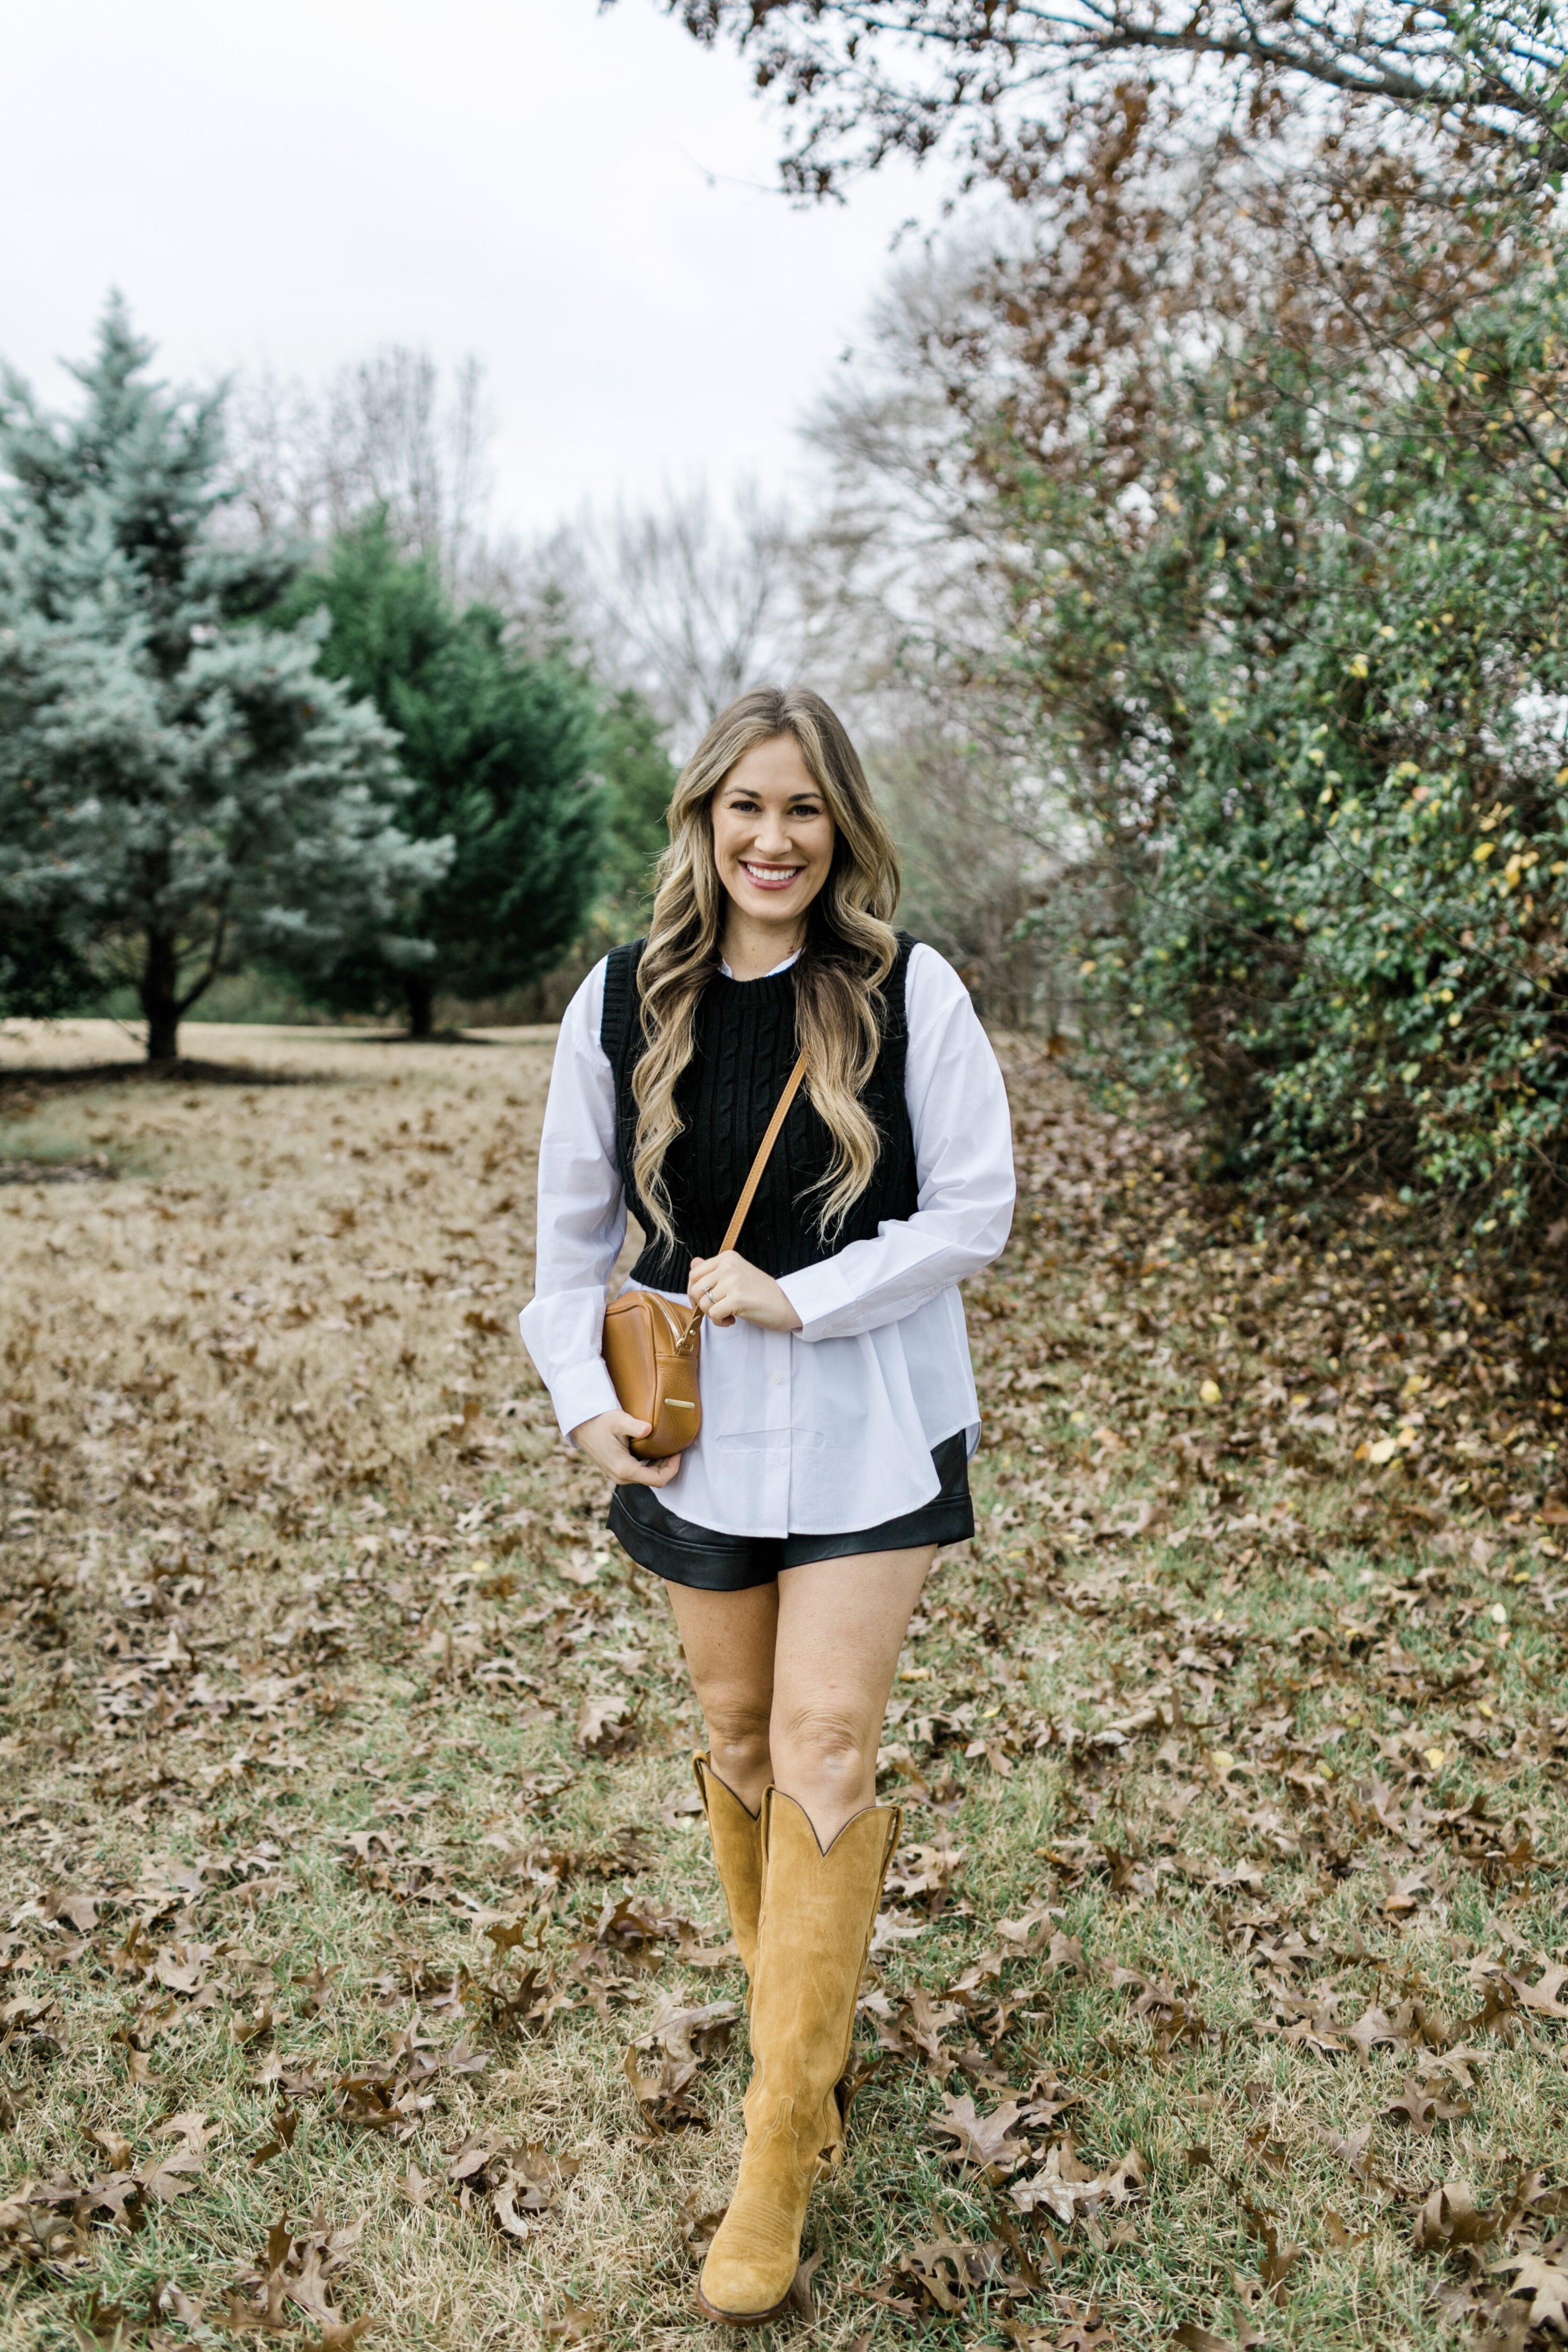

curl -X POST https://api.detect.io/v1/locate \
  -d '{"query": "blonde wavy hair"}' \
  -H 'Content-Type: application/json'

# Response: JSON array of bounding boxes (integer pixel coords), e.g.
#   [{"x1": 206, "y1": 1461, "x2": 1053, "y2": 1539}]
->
[{"x1": 631, "y1": 685, "x2": 901, "y2": 1248}]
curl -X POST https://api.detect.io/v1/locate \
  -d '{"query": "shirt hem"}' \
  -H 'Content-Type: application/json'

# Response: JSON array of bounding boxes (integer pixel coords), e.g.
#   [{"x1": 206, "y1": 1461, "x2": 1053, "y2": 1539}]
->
[{"x1": 654, "y1": 1416, "x2": 980, "y2": 1542}]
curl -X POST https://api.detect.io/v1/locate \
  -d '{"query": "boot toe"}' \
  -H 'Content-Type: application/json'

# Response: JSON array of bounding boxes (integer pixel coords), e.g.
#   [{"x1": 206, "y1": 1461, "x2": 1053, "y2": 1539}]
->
[
  {"x1": 698, "y1": 2177, "x2": 806, "y2": 2328},
  {"x1": 696, "y1": 2235, "x2": 796, "y2": 2326}
]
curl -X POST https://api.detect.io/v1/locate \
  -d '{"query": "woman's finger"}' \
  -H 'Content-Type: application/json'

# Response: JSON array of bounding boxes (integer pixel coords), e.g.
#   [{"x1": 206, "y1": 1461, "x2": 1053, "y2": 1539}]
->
[{"x1": 623, "y1": 1454, "x2": 681, "y2": 1486}]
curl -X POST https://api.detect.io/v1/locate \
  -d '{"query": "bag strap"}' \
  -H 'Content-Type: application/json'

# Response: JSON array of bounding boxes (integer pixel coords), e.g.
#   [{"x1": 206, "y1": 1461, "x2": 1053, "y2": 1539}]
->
[{"x1": 717, "y1": 1053, "x2": 809, "y2": 1258}]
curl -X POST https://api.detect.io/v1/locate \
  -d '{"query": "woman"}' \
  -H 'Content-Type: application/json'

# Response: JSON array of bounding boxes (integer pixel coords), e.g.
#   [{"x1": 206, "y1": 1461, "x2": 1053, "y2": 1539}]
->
[{"x1": 520, "y1": 686, "x2": 1013, "y2": 2325}]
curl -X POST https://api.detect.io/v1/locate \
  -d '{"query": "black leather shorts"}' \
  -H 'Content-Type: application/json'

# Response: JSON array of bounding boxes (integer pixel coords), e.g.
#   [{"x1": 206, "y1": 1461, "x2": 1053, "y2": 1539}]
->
[{"x1": 607, "y1": 1431, "x2": 974, "y2": 1593}]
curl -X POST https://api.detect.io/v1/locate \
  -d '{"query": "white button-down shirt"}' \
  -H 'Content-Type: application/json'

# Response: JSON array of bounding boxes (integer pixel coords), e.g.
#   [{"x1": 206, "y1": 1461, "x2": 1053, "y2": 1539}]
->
[{"x1": 517, "y1": 942, "x2": 1015, "y2": 1538}]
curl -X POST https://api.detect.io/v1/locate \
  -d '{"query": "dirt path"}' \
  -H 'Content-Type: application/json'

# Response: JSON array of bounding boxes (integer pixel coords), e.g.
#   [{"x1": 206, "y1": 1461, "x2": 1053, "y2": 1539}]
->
[{"x1": 1, "y1": 1022, "x2": 1565, "y2": 2351}]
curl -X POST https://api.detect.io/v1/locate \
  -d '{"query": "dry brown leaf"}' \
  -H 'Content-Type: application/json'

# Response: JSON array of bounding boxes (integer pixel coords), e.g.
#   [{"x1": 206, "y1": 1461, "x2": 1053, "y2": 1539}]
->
[
  {"x1": 1344, "y1": 2005, "x2": 1410, "y2": 2063},
  {"x1": 1241, "y1": 2199, "x2": 1304, "y2": 2300},
  {"x1": 995, "y1": 1905, "x2": 1061, "y2": 1956},
  {"x1": 576, "y1": 1692, "x2": 641, "y2": 1756},
  {"x1": 314, "y1": 2321, "x2": 381, "y2": 2350},
  {"x1": 679, "y1": 2196, "x2": 727, "y2": 2257},
  {"x1": 929, "y1": 2090, "x2": 1032, "y2": 2174},
  {"x1": 42, "y1": 1890, "x2": 99, "y2": 1932},
  {"x1": 138, "y1": 2135, "x2": 204, "y2": 2206},
  {"x1": 231, "y1": 2212, "x2": 366, "y2": 2338},
  {"x1": 1034, "y1": 2304, "x2": 1116, "y2": 2352},
  {"x1": 292, "y1": 1960, "x2": 340, "y2": 2014},
  {"x1": 542, "y1": 2297, "x2": 606, "y2": 2346},
  {"x1": 1414, "y1": 2180, "x2": 1499, "y2": 2251},
  {"x1": 1492, "y1": 2243, "x2": 1568, "y2": 2333},
  {"x1": 1384, "y1": 2075, "x2": 1472, "y2": 2135},
  {"x1": 1508, "y1": 1963, "x2": 1568, "y2": 2021},
  {"x1": 639, "y1": 1993, "x2": 739, "y2": 2066},
  {"x1": 622, "y1": 2038, "x2": 706, "y2": 2136},
  {"x1": 1010, "y1": 2137, "x2": 1146, "y2": 2226},
  {"x1": 249, "y1": 2103, "x2": 299, "y2": 2169},
  {"x1": 231, "y1": 1999, "x2": 275, "y2": 2050},
  {"x1": 787, "y1": 2249, "x2": 825, "y2": 2321},
  {"x1": 491, "y1": 2179, "x2": 545, "y2": 2240}
]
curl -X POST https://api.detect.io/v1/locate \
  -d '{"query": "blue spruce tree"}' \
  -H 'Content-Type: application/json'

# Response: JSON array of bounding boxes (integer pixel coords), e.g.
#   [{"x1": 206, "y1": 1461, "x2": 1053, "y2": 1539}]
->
[{"x1": 0, "y1": 301, "x2": 448, "y2": 1058}]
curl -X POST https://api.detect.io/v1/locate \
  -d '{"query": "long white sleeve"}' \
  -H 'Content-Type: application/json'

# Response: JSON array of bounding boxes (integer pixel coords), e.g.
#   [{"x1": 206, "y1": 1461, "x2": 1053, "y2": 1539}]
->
[
  {"x1": 776, "y1": 945, "x2": 1015, "y2": 1343},
  {"x1": 517, "y1": 961, "x2": 626, "y2": 1439}
]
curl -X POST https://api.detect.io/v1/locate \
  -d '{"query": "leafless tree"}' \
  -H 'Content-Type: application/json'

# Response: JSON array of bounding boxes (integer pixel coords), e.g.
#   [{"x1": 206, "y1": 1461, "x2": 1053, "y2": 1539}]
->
[
  {"x1": 794, "y1": 237, "x2": 1093, "y2": 1019},
  {"x1": 529, "y1": 478, "x2": 814, "y2": 754},
  {"x1": 223, "y1": 346, "x2": 493, "y2": 597}
]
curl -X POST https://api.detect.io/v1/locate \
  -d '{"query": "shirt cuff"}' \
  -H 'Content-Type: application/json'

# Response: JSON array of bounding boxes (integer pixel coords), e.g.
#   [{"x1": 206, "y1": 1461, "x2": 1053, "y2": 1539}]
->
[
  {"x1": 776, "y1": 1260, "x2": 854, "y2": 1343},
  {"x1": 549, "y1": 1359, "x2": 620, "y2": 1442}
]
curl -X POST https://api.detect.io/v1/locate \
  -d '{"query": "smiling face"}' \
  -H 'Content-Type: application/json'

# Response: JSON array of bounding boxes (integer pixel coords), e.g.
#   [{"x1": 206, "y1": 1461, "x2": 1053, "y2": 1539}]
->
[{"x1": 709, "y1": 732, "x2": 837, "y2": 947}]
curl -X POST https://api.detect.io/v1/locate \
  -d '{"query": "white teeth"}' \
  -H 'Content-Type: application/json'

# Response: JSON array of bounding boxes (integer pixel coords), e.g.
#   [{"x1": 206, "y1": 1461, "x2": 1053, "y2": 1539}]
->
[{"x1": 743, "y1": 862, "x2": 800, "y2": 881}]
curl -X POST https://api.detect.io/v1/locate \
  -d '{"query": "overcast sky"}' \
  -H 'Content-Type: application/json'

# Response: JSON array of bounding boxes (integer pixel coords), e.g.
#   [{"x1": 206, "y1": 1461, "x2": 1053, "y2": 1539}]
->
[{"x1": 2, "y1": 0, "x2": 926, "y2": 539}]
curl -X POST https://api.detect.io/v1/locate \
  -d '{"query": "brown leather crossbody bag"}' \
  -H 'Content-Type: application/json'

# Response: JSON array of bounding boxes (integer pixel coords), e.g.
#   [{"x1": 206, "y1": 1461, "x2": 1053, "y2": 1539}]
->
[{"x1": 602, "y1": 1053, "x2": 808, "y2": 1460}]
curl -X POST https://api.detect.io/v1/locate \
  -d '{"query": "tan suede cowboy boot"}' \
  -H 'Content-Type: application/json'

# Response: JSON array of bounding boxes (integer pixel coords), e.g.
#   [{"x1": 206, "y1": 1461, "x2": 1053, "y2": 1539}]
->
[
  {"x1": 693, "y1": 1753, "x2": 764, "y2": 1982},
  {"x1": 697, "y1": 1788, "x2": 900, "y2": 2327}
]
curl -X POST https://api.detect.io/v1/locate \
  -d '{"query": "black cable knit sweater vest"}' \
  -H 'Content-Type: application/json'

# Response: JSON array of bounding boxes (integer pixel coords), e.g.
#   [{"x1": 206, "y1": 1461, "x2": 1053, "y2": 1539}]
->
[{"x1": 600, "y1": 936, "x2": 919, "y2": 1290}]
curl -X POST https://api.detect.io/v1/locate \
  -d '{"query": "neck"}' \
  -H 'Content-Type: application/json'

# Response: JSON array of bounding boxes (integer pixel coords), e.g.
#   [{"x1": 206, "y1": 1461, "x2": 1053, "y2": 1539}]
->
[{"x1": 720, "y1": 908, "x2": 805, "y2": 983}]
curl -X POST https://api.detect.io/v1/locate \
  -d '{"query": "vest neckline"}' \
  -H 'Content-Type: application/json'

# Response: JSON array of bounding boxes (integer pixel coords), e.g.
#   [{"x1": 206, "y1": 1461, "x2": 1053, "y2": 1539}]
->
[
  {"x1": 715, "y1": 950, "x2": 801, "y2": 985},
  {"x1": 709, "y1": 961, "x2": 798, "y2": 992}
]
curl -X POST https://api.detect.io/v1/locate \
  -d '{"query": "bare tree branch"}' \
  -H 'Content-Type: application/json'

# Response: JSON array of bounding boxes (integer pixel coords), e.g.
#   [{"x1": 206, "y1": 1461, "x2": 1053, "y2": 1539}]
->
[
  {"x1": 527, "y1": 479, "x2": 808, "y2": 752},
  {"x1": 636, "y1": 0, "x2": 1568, "y2": 192},
  {"x1": 223, "y1": 347, "x2": 494, "y2": 597}
]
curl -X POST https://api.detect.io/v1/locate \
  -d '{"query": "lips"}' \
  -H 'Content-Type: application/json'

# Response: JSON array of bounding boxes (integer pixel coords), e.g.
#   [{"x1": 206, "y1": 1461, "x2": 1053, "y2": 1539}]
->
[{"x1": 740, "y1": 861, "x2": 804, "y2": 890}]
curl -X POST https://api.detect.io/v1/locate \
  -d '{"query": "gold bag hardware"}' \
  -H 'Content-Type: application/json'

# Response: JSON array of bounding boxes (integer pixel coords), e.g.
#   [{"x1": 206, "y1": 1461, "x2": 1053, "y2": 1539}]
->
[{"x1": 602, "y1": 1052, "x2": 808, "y2": 1461}]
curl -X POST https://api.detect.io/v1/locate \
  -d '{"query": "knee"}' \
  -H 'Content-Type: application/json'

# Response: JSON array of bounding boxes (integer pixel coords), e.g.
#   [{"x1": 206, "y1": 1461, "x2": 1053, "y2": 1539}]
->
[
  {"x1": 772, "y1": 1700, "x2": 872, "y2": 1792},
  {"x1": 702, "y1": 1695, "x2": 772, "y2": 1780}
]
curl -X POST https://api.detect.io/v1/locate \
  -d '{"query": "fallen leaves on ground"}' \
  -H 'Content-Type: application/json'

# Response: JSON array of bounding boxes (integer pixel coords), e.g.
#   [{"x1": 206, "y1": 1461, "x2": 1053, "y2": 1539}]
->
[
  {"x1": 228, "y1": 2213, "x2": 369, "y2": 2337},
  {"x1": 4, "y1": 1025, "x2": 1568, "y2": 2349},
  {"x1": 622, "y1": 1994, "x2": 739, "y2": 2137}
]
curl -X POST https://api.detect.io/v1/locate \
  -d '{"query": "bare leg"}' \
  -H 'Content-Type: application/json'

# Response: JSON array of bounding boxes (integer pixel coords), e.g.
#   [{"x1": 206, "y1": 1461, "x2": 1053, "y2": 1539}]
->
[
  {"x1": 663, "y1": 1579, "x2": 780, "y2": 1814},
  {"x1": 769, "y1": 1546, "x2": 935, "y2": 1846}
]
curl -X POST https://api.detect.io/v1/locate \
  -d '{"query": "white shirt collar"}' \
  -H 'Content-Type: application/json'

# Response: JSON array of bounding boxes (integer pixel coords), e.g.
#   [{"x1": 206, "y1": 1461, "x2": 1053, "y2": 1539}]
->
[{"x1": 718, "y1": 950, "x2": 801, "y2": 980}]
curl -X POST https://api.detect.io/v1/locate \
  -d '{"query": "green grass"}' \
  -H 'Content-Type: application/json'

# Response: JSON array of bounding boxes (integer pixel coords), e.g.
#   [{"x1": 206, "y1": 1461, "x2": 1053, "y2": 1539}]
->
[{"x1": 1, "y1": 1030, "x2": 1564, "y2": 2350}]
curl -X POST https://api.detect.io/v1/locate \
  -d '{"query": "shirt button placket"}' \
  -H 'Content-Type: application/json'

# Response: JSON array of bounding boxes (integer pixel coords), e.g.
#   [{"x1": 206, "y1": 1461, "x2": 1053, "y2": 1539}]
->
[{"x1": 765, "y1": 1327, "x2": 790, "y2": 1532}]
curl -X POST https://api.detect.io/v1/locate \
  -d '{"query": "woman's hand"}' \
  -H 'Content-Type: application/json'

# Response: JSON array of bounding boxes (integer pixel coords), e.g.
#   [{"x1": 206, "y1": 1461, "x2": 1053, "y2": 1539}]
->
[
  {"x1": 570, "y1": 1409, "x2": 684, "y2": 1487},
  {"x1": 688, "y1": 1249, "x2": 804, "y2": 1332}
]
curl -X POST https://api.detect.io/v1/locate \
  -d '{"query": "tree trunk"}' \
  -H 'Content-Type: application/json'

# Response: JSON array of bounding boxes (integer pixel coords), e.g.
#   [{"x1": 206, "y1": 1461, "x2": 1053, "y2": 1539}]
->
[
  {"x1": 405, "y1": 970, "x2": 436, "y2": 1041},
  {"x1": 142, "y1": 932, "x2": 181, "y2": 1061}
]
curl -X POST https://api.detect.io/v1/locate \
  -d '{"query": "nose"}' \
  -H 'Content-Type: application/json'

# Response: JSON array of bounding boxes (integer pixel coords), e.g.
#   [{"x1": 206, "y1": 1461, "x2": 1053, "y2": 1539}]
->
[{"x1": 751, "y1": 810, "x2": 795, "y2": 858}]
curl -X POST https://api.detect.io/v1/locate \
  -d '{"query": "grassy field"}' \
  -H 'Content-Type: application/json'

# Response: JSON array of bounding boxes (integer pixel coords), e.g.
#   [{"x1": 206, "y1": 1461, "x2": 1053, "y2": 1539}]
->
[{"x1": 1, "y1": 1017, "x2": 1566, "y2": 2352}]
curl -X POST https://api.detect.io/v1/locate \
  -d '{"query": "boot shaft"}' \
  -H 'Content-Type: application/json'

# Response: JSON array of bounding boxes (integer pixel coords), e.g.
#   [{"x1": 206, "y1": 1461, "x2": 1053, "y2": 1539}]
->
[
  {"x1": 745, "y1": 1789, "x2": 900, "y2": 2125},
  {"x1": 693, "y1": 1752, "x2": 764, "y2": 1982}
]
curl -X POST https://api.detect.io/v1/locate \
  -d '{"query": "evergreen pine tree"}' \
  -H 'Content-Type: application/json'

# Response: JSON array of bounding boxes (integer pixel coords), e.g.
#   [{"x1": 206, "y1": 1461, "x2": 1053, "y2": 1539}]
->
[
  {"x1": 279, "y1": 515, "x2": 607, "y2": 1034},
  {"x1": 0, "y1": 302, "x2": 447, "y2": 1059},
  {"x1": 596, "y1": 685, "x2": 677, "y2": 929}
]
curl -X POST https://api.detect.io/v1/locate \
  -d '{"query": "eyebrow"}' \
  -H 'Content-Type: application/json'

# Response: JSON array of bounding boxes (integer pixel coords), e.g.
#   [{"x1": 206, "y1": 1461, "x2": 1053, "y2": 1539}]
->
[{"x1": 724, "y1": 785, "x2": 823, "y2": 801}]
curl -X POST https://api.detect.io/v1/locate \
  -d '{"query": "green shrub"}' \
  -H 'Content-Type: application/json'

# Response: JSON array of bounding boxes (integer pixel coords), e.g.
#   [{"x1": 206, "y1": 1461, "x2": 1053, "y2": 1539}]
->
[{"x1": 998, "y1": 255, "x2": 1568, "y2": 1231}]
